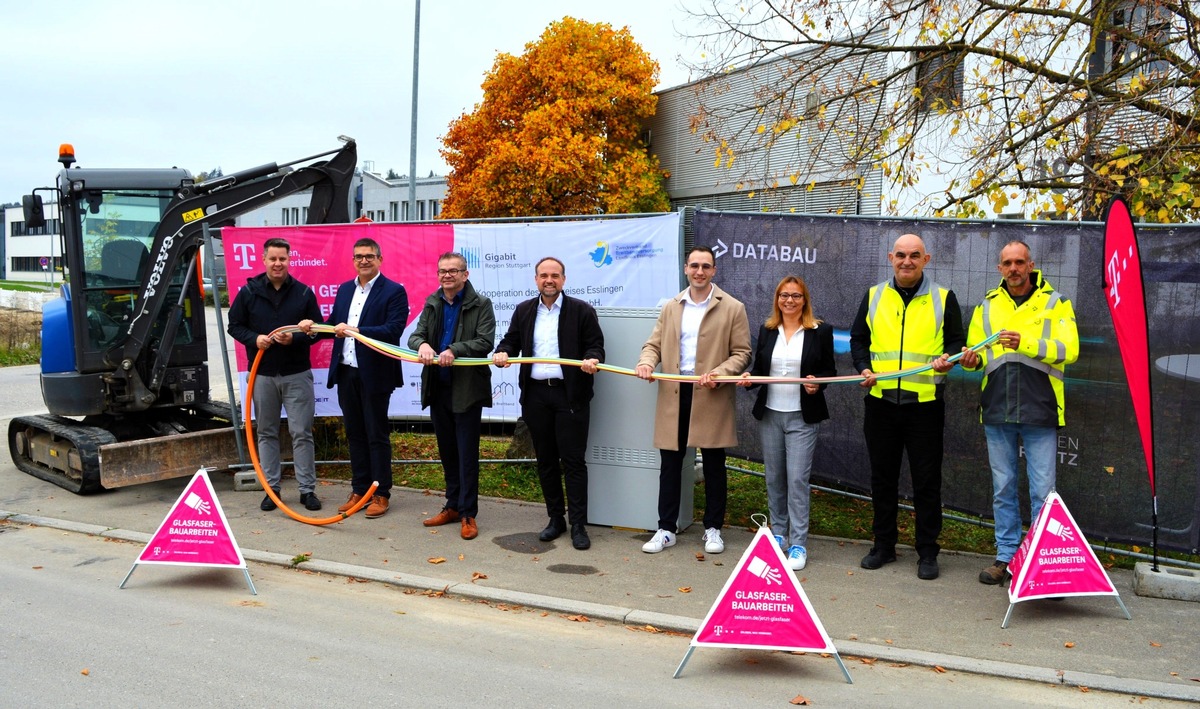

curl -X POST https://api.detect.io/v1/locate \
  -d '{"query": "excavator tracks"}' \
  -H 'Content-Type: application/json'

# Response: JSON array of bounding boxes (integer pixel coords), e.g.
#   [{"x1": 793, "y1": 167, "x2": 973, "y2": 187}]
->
[{"x1": 8, "y1": 415, "x2": 116, "y2": 494}]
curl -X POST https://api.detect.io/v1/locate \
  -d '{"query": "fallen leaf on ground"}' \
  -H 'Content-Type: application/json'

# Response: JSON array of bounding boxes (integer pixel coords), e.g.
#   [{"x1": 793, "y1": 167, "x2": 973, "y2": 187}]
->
[
  {"x1": 1079, "y1": 687, "x2": 1090, "y2": 693},
  {"x1": 471, "y1": 572, "x2": 488, "y2": 583},
  {"x1": 695, "y1": 553, "x2": 705, "y2": 561},
  {"x1": 1064, "y1": 642, "x2": 1076, "y2": 648},
  {"x1": 932, "y1": 666, "x2": 947, "y2": 673},
  {"x1": 789, "y1": 695, "x2": 810, "y2": 705},
  {"x1": 458, "y1": 553, "x2": 465, "y2": 561},
  {"x1": 1149, "y1": 641, "x2": 1161, "y2": 647},
  {"x1": 860, "y1": 657, "x2": 877, "y2": 665},
  {"x1": 678, "y1": 587, "x2": 692, "y2": 593},
  {"x1": 81, "y1": 669, "x2": 89, "y2": 676},
  {"x1": 562, "y1": 614, "x2": 590, "y2": 623},
  {"x1": 428, "y1": 557, "x2": 446, "y2": 564},
  {"x1": 32, "y1": 566, "x2": 42, "y2": 570}
]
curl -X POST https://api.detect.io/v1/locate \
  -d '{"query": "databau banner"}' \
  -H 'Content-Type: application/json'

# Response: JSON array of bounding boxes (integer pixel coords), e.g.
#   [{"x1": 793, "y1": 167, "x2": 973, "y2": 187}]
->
[{"x1": 222, "y1": 214, "x2": 681, "y2": 419}]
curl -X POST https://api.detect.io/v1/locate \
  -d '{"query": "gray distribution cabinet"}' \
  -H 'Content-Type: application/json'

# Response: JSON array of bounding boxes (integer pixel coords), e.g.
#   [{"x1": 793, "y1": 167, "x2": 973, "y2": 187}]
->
[{"x1": 586, "y1": 307, "x2": 694, "y2": 531}]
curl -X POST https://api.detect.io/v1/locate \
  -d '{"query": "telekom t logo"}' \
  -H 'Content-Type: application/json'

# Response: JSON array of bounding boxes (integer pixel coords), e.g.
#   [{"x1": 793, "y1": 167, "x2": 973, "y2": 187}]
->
[{"x1": 231, "y1": 243, "x2": 257, "y2": 270}]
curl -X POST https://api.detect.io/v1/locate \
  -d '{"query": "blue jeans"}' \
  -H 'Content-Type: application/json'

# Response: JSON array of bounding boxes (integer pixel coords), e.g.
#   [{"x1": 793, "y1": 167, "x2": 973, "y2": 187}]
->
[
  {"x1": 984, "y1": 423, "x2": 1057, "y2": 563},
  {"x1": 760, "y1": 408, "x2": 818, "y2": 549}
]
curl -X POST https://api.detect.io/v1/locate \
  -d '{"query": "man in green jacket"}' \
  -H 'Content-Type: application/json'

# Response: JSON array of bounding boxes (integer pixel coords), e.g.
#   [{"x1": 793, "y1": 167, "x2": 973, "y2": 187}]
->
[
  {"x1": 408, "y1": 252, "x2": 496, "y2": 540},
  {"x1": 960, "y1": 241, "x2": 1079, "y2": 586}
]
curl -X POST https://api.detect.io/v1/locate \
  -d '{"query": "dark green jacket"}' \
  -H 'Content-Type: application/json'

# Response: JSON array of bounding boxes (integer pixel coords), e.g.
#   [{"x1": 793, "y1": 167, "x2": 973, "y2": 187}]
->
[{"x1": 407, "y1": 280, "x2": 495, "y2": 412}]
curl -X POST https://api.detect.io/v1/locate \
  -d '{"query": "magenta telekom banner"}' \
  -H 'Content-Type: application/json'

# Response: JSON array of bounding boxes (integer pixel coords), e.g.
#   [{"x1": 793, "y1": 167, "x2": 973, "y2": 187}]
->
[
  {"x1": 1102, "y1": 199, "x2": 1155, "y2": 496},
  {"x1": 222, "y1": 214, "x2": 681, "y2": 419}
]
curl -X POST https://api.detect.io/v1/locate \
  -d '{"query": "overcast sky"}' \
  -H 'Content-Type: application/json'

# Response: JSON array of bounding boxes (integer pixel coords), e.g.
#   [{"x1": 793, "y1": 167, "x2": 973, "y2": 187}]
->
[{"x1": 0, "y1": 1, "x2": 709, "y2": 203}]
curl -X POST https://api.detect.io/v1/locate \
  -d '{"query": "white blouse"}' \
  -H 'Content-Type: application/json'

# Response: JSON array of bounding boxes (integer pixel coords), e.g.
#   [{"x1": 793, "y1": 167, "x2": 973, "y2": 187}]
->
[{"x1": 765, "y1": 327, "x2": 805, "y2": 413}]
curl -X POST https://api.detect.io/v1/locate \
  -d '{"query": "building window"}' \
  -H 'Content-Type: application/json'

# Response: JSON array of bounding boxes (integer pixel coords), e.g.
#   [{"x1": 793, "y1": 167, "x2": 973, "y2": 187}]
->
[
  {"x1": 390, "y1": 201, "x2": 400, "y2": 222},
  {"x1": 1109, "y1": 2, "x2": 1171, "y2": 77},
  {"x1": 10, "y1": 218, "x2": 61, "y2": 237},
  {"x1": 418, "y1": 201, "x2": 426, "y2": 221},
  {"x1": 11, "y1": 256, "x2": 62, "y2": 272},
  {"x1": 804, "y1": 91, "x2": 821, "y2": 117},
  {"x1": 431, "y1": 200, "x2": 441, "y2": 218},
  {"x1": 401, "y1": 202, "x2": 409, "y2": 221},
  {"x1": 914, "y1": 50, "x2": 963, "y2": 112}
]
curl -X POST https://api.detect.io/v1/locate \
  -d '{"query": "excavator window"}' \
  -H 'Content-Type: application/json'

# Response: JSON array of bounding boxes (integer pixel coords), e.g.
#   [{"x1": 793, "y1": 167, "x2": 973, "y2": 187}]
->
[{"x1": 74, "y1": 189, "x2": 192, "y2": 349}]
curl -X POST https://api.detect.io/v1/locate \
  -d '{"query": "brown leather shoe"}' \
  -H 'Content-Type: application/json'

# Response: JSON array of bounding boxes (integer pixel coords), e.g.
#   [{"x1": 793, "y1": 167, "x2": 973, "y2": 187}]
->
[
  {"x1": 423, "y1": 506, "x2": 460, "y2": 527},
  {"x1": 337, "y1": 493, "x2": 364, "y2": 513},
  {"x1": 364, "y1": 496, "x2": 389, "y2": 519},
  {"x1": 460, "y1": 516, "x2": 478, "y2": 540}
]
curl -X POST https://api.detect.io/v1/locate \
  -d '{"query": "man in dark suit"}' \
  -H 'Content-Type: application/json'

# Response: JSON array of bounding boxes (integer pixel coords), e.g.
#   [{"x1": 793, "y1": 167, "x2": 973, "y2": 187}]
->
[
  {"x1": 299, "y1": 237, "x2": 408, "y2": 519},
  {"x1": 493, "y1": 257, "x2": 605, "y2": 550}
]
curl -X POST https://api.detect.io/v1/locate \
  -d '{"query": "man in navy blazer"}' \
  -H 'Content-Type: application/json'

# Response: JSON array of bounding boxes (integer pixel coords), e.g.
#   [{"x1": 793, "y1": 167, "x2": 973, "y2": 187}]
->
[{"x1": 300, "y1": 237, "x2": 408, "y2": 519}]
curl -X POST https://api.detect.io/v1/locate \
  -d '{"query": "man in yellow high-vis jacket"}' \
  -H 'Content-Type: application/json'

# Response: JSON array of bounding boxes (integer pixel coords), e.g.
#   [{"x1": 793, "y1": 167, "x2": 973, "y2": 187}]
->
[
  {"x1": 960, "y1": 241, "x2": 1079, "y2": 586},
  {"x1": 850, "y1": 234, "x2": 966, "y2": 581}
]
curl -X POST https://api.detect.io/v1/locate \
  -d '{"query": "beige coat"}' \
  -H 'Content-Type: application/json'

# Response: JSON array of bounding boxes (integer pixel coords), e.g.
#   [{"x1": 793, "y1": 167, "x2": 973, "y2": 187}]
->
[{"x1": 637, "y1": 285, "x2": 752, "y2": 450}]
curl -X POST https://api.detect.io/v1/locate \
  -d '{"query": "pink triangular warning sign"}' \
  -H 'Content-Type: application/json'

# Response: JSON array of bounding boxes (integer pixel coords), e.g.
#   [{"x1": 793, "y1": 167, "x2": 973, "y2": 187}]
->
[
  {"x1": 692, "y1": 525, "x2": 836, "y2": 652},
  {"x1": 136, "y1": 469, "x2": 247, "y2": 568},
  {"x1": 1008, "y1": 492, "x2": 1118, "y2": 602}
]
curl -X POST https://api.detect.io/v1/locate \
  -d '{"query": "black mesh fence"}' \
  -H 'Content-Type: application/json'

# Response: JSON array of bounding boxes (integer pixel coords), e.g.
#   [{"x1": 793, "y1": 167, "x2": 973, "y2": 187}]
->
[{"x1": 694, "y1": 209, "x2": 1200, "y2": 554}]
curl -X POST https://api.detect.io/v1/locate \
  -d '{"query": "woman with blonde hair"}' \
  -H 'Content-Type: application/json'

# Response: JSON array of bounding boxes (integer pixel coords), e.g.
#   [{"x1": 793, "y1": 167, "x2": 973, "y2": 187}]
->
[{"x1": 740, "y1": 275, "x2": 836, "y2": 570}]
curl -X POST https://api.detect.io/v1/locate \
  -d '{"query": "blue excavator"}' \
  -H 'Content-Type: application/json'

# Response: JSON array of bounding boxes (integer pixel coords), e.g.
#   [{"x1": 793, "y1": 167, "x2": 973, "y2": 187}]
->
[{"x1": 8, "y1": 138, "x2": 357, "y2": 493}]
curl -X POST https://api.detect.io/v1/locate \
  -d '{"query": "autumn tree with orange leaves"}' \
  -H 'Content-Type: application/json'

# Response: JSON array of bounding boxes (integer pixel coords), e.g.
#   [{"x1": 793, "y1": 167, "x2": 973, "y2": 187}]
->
[{"x1": 439, "y1": 17, "x2": 669, "y2": 218}]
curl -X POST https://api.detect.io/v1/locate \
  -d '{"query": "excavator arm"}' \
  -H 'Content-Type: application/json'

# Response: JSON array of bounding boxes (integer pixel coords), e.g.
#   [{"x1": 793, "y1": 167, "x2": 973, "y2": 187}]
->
[{"x1": 109, "y1": 138, "x2": 357, "y2": 411}]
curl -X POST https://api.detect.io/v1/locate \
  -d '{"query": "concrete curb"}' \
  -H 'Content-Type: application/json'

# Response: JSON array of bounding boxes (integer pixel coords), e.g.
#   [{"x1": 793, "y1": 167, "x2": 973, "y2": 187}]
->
[{"x1": 5, "y1": 509, "x2": 1198, "y2": 703}]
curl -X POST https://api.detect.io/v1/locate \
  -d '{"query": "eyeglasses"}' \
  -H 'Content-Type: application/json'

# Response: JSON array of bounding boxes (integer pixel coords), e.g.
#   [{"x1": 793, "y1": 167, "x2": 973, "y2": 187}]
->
[
  {"x1": 437, "y1": 268, "x2": 465, "y2": 277},
  {"x1": 353, "y1": 253, "x2": 378, "y2": 262},
  {"x1": 687, "y1": 262, "x2": 715, "y2": 271},
  {"x1": 778, "y1": 293, "x2": 805, "y2": 301}
]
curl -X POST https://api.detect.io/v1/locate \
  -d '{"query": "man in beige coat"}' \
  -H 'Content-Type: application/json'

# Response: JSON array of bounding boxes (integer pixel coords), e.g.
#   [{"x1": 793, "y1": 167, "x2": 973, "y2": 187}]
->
[{"x1": 636, "y1": 246, "x2": 752, "y2": 555}]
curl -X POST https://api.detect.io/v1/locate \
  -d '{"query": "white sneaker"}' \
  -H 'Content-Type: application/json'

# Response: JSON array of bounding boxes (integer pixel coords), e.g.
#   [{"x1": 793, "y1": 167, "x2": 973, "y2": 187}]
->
[
  {"x1": 787, "y1": 545, "x2": 808, "y2": 571},
  {"x1": 703, "y1": 527, "x2": 725, "y2": 554},
  {"x1": 642, "y1": 529, "x2": 676, "y2": 553}
]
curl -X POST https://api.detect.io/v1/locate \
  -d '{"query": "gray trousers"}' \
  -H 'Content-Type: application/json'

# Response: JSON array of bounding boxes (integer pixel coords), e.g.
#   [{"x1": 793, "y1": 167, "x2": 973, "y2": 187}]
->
[
  {"x1": 760, "y1": 408, "x2": 819, "y2": 549},
  {"x1": 252, "y1": 370, "x2": 317, "y2": 493}
]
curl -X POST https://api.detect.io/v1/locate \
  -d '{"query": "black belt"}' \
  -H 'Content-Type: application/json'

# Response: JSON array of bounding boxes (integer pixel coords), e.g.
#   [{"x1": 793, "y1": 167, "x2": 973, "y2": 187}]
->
[{"x1": 529, "y1": 378, "x2": 563, "y2": 387}]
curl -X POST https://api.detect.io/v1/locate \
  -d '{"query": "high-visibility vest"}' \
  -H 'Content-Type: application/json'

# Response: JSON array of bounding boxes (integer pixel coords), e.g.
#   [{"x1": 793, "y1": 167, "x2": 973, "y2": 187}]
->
[
  {"x1": 866, "y1": 279, "x2": 949, "y2": 404},
  {"x1": 967, "y1": 271, "x2": 1079, "y2": 426}
]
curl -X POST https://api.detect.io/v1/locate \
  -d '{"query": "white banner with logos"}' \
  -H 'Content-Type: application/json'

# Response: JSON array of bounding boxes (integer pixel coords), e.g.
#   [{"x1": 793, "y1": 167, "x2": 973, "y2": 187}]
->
[{"x1": 223, "y1": 213, "x2": 681, "y2": 420}]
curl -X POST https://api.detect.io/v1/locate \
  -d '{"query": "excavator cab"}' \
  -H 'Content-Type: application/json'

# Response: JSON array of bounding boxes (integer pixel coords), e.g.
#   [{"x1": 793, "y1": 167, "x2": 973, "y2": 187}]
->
[
  {"x1": 11, "y1": 139, "x2": 357, "y2": 493},
  {"x1": 40, "y1": 171, "x2": 208, "y2": 417}
]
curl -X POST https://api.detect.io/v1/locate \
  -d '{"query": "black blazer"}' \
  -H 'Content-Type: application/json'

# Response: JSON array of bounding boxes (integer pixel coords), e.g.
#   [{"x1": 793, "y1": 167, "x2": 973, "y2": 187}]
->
[
  {"x1": 746, "y1": 322, "x2": 836, "y2": 423},
  {"x1": 496, "y1": 294, "x2": 605, "y2": 409},
  {"x1": 321, "y1": 275, "x2": 409, "y2": 392}
]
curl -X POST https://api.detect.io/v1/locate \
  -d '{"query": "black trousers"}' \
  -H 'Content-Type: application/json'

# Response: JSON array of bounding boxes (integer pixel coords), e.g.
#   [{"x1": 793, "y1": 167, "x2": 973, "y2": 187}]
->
[
  {"x1": 523, "y1": 380, "x2": 590, "y2": 526},
  {"x1": 336, "y1": 364, "x2": 394, "y2": 499},
  {"x1": 428, "y1": 385, "x2": 482, "y2": 518},
  {"x1": 862, "y1": 395, "x2": 944, "y2": 558},
  {"x1": 658, "y1": 384, "x2": 727, "y2": 532}
]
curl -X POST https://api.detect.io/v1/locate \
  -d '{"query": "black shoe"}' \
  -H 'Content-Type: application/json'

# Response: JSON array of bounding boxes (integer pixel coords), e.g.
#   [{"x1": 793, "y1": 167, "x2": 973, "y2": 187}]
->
[
  {"x1": 571, "y1": 523, "x2": 591, "y2": 550},
  {"x1": 260, "y1": 488, "x2": 280, "y2": 511},
  {"x1": 860, "y1": 547, "x2": 896, "y2": 570},
  {"x1": 918, "y1": 556, "x2": 940, "y2": 580},
  {"x1": 539, "y1": 516, "x2": 567, "y2": 542},
  {"x1": 300, "y1": 492, "x2": 322, "y2": 511}
]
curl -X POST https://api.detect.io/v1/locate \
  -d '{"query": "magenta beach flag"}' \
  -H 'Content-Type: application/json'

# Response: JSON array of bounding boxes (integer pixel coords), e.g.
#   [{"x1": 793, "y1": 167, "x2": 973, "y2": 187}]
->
[{"x1": 1102, "y1": 198, "x2": 1158, "y2": 565}]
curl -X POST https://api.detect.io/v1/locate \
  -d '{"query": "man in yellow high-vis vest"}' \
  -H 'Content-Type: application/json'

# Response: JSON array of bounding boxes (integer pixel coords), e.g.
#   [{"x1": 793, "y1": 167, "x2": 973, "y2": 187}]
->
[
  {"x1": 850, "y1": 234, "x2": 966, "y2": 581},
  {"x1": 959, "y1": 241, "x2": 1079, "y2": 586}
]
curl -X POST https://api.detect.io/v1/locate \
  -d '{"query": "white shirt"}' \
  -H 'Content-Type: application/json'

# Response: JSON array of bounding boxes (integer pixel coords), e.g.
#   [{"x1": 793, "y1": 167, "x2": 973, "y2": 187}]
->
[
  {"x1": 341, "y1": 273, "x2": 380, "y2": 368},
  {"x1": 678, "y1": 285, "x2": 713, "y2": 375},
  {"x1": 765, "y1": 327, "x2": 806, "y2": 413},
  {"x1": 531, "y1": 294, "x2": 564, "y2": 381}
]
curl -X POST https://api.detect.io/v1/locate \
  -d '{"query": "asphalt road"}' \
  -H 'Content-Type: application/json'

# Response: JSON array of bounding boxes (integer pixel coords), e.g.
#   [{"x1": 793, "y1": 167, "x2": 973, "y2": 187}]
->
[{"x1": 1, "y1": 523, "x2": 1186, "y2": 708}]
